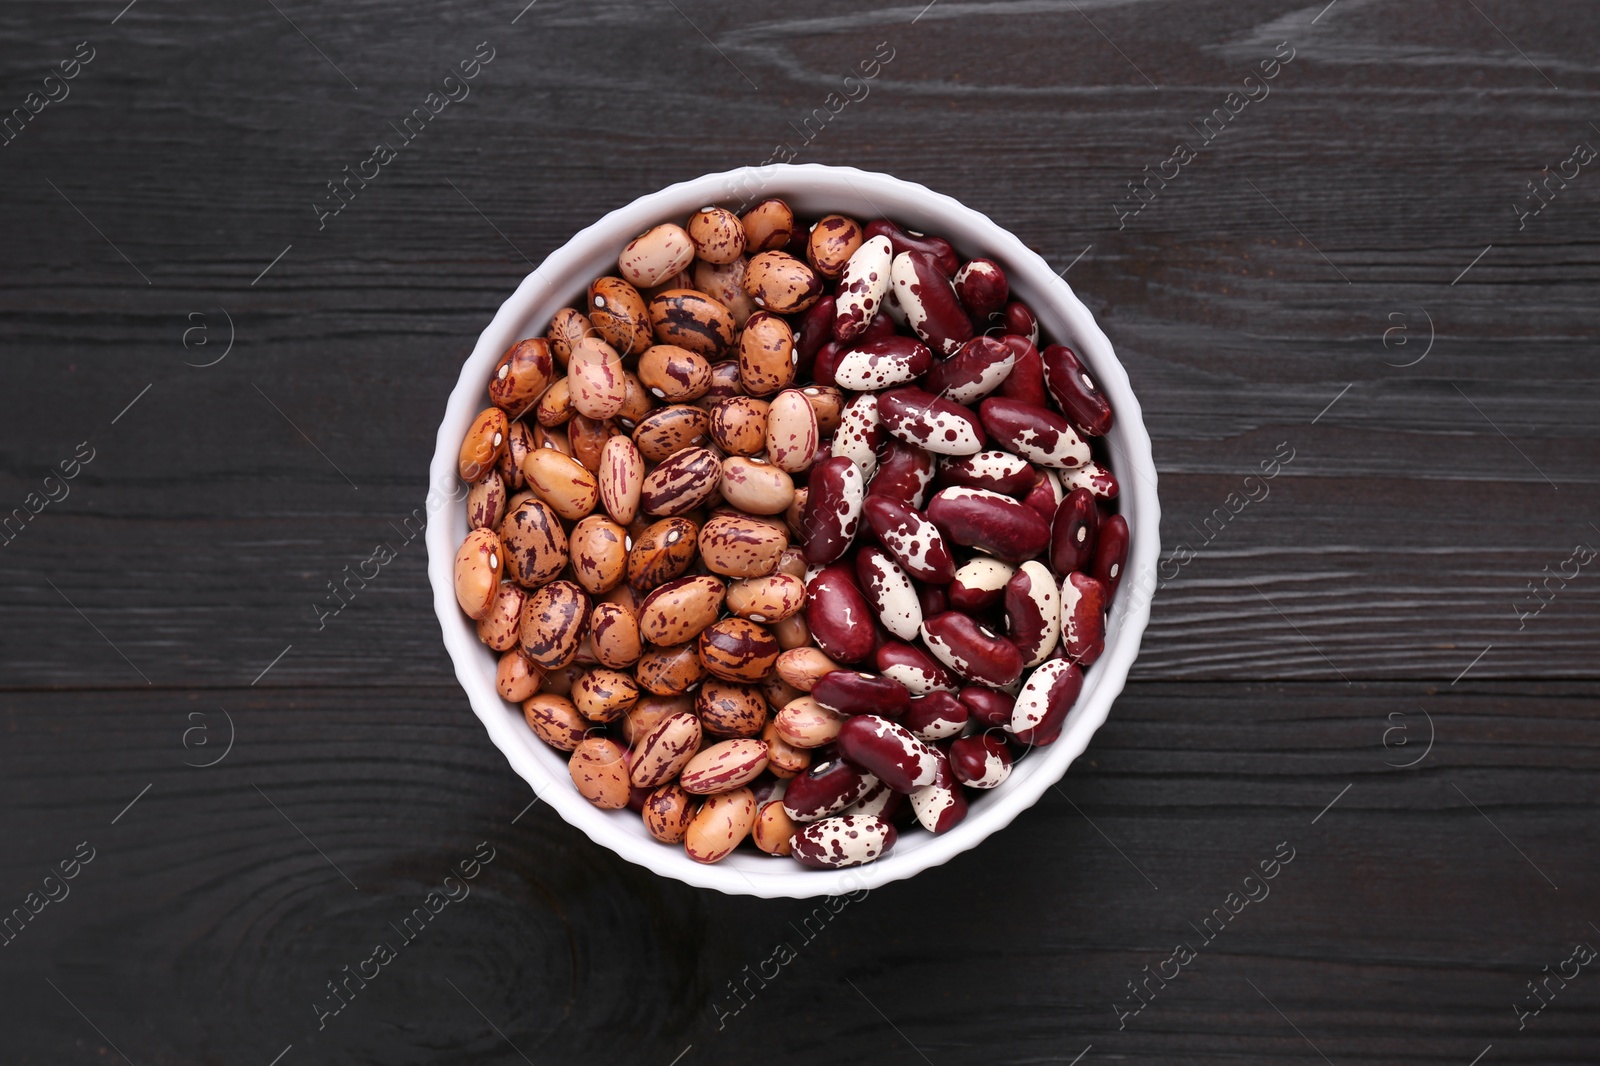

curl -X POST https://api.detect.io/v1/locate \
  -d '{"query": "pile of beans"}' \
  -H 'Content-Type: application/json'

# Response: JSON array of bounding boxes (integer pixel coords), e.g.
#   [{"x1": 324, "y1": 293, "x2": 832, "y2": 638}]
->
[{"x1": 452, "y1": 199, "x2": 1127, "y2": 870}]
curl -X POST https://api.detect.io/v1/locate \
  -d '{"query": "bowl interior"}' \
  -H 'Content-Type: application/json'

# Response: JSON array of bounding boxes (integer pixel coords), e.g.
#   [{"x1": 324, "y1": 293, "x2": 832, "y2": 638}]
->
[{"x1": 427, "y1": 164, "x2": 1159, "y2": 898}]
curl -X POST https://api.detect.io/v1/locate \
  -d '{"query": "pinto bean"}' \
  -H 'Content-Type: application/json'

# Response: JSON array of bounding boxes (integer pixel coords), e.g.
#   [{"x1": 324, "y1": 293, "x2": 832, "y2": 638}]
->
[
  {"x1": 719, "y1": 456, "x2": 794, "y2": 515},
  {"x1": 725, "y1": 572, "x2": 806, "y2": 624},
  {"x1": 737, "y1": 311, "x2": 797, "y2": 396},
  {"x1": 627, "y1": 516, "x2": 699, "y2": 590},
  {"x1": 708, "y1": 396, "x2": 770, "y2": 456},
  {"x1": 588, "y1": 276, "x2": 652, "y2": 355},
  {"x1": 637, "y1": 574, "x2": 726, "y2": 645},
  {"x1": 454, "y1": 528, "x2": 503, "y2": 619},
  {"x1": 498, "y1": 497, "x2": 568, "y2": 587},
  {"x1": 476, "y1": 580, "x2": 525, "y2": 650},
  {"x1": 519, "y1": 580, "x2": 591, "y2": 669},
  {"x1": 497, "y1": 648, "x2": 543, "y2": 702},
  {"x1": 572, "y1": 667, "x2": 640, "y2": 723},
  {"x1": 741, "y1": 198, "x2": 796, "y2": 252},
  {"x1": 634, "y1": 642, "x2": 707, "y2": 696},
  {"x1": 590, "y1": 601, "x2": 643, "y2": 668},
  {"x1": 698, "y1": 513, "x2": 789, "y2": 578},
  {"x1": 744, "y1": 251, "x2": 823, "y2": 314},
  {"x1": 752, "y1": 799, "x2": 798, "y2": 855},
  {"x1": 775, "y1": 696, "x2": 845, "y2": 749},
  {"x1": 467, "y1": 471, "x2": 508, "y2": 531},
  {"x1": 569, "y1": 736, "x2": 631, "y2": 809},
  {"x1": 619, "y1": 223, "x2": 696, "y2": 288},
  {"x1": 775, "y1": 647, "x2": 842, "y2": 691},
  {"x1": 460, "y1": 407, "x2": 509, "y2": 483},
  {"x1": 680, "y1": 738, "x2": 769, "y2": 795},
  {"x1": 649, "y1": 289, "x2": 736, "y2": 358},
  {"x1": 806, "y1": 214, "x2": 864, "y2": 279},
  {"x1": 684, "y1": 785, "x2": 756, "y2": 863},
  {"x1": 643, "y1": 783, "x2": 696, "y2": 843},
  {"x1": 632, "y1": 404, "x2": 710, "y2": 463},
  {"x1": 490, "y1": 338, "x2": 556, "y2": 414},
  {"x1": 698, "y1": 617, "x2": 780, "y2": 682},
  {"x1": 522, "y1": 693, "x2": 591, "y2": 751},
  {"x1": 640, "y1": 446, "x2": 721, "y2": 516},
  {"x1": 687, "y1": 206, "x2": 747, "y2": 264},
  {"x1": 764, "y1": 389, "x2": 819, "y2": 473},
  {"x1": 696, "y1": 680, "x2": 769, "y2": 738}
]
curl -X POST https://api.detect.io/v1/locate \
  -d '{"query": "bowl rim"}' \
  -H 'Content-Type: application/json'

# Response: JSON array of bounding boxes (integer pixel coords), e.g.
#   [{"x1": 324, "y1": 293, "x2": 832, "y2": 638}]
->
[{"x1": 427, "y1": 163, "x2": 1160, "y2": 899}]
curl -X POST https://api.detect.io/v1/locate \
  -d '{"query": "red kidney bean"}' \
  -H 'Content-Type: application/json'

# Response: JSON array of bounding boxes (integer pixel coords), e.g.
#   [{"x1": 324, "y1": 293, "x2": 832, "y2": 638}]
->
[
  {"x1": 791, "y1": 814, "x2": 897, "y2": 868},
  {"x1": 1041, "y1": 344, "x2": 1113, "y2": 437},
  {"x1": 995, "y1": 335, "x2": 1047, "y2": 407},
  {"x1": 1092, "y1": 513, "x2": 1129, "y2": 596},
  {"x1": 875, "y1": 640, "x2": 960, "y2": 694},
  {"x1": 837, "y1": 714, "x2": 940, "y2": 793},
  {"x1": 978, "y1": 396, "x2": 1090, "y2": 469},
  {"x1": 861, "y1": 311, "x2": 898, "y2": 342},
  {"x1": 947, "y1": 557, "x2": 1016, "y2": 613},
  {"x1": 795, "y1": 295, "x2": 837, "y2": 377},
  {"x1": 862, "y1": 496, "x2": 955, "y2": 584},
  {"x1": 1060, "y1": 571, "x2": 1107, "y2": 665},
  {"x1": 877, "y1": 387, "x2": 986, "y2": 456},
  {"x1": 891, "y1": 250, "x2": 974, "y2": 357},
  {"x1": 1049, "y1": 487, "x2": 1100, "y2": 575},
  {"x1": 843, "y1": 779, "x2": 910, "y2": 822},
  {"x1": 922, "y1": 336, "x2": 1016, "y2": 405},
  {"x1": 863, "y1": 219, "x2": 960, "y2": 277},
  {"x1": 901, "y1": 689, "x2": 968, "y2": 741},
  {"x1": 811, "y1": 340, "x2": 845, "y2": 388},
  {"x1": 800, "y1": 455, "x2": 864, "y2": 565},
  {"x1": 782, "y1": 758, "x2": 878, "y2": 822},
  {"x1": 832, "y1": 235, "x2": 893, "y2": 343},
  {"x1": 1008, "y1": 658, "x2": 1082, "y2": 746},
  {"x1": 958, "y1": 685, "x2": 1013, "y2": 728},
  {"x1": 921, "y1": 611, "x2": 1024, "y2": 687},
  {"x1": 1001, "y1": 300, "x2": 1039, "y2": 346},
  {"x1": 916, "y1": 582, "x2": 947, "y2": 619},
  {"x1": 950, "y1": 732, "x2": 1012, "y2": 788},
  {"x1": 926, "y1": 486, "x2": 1050, "y2": 564},
  {"x1": 866, "y1": 440, "x2": 937, "y2": 507},
  {"x1": 1021, "y1": 469, "x2": 1064, "y2": 522},
  {"x1": 954, "y1": 258, "x2": 1009, "y2": 319},
  {"x1": 910, "y1": 748, "x2": 967, "y2": 834},
  {"x1": 805, "y1": 563, "x2": 877, "y2": 663},
  {"x1": 835, "y1": 335, "x2": 933, "y2": 392},
  {"x1": 854, "y1": 545, "x2": 923, "y2": 641},
  {"x1": 832, "y1": 393, "x2": 882, "y2": 480},
  {"x1": 1064, "y1": 460, "x2": 1119, "y2": 500},
  {"x1": 1004, "y1": 560, "x2": 1061, "y2": 666},
  {"x1": 813, "y1": 670, "x2": 912, "y2": 718},
  {"x1": 939, "y1": 450, "x2": 1036, "y2": 497}
]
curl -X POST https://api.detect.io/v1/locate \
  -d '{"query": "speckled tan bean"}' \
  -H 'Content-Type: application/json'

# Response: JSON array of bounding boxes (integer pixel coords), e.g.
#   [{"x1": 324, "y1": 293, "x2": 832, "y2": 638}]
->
[
  {"x1": 538, "y1": 663, "x2": 583, "y2": 698},
  {"x1": 708, "y1": 396, "x2": 769, "y2": 456},
  {"x1": 773, "y1": 612, "x2": 811, "y2": 650},
  {"x1": 752, "y1": 799, "x2": 798, "y2": 855},
  {"x1": 631, "y1": 404, "x2": 710, "y2": 464},
  {"x1": 520, "y1": 448, "x2": 599, "y2": 521},
  {"x1": 570, "y1": 667, "x2": 640, "y2": 723},
  {"x1": 737, "y1": 311, "x2": 796, "y2": 396},
  {"x1": 489, "y1": 337, "x2": 555, "y2": 415},
  {"x1": 622, "y1": 694, "x2": 692, "y2": 745},
  {"x1": 522, "y1": 693, "x2": 589, "y2": 751},
  {"x1": 476, "y1": 580, "x2": 525, "y2": 651},
  {"x1": 687, "y1": 206, "x2": 747, "y2": 264},
  {"x1": 637, "y1": 344, "x2": 711, "y2": 403},
  {"x1": 545, "y1": 308, "x2": 593, "y2": 367},
  {"x1": 531, "y1": 423, "x2": 571, "y2": 457},
  {"x1": 695, "y1": 680, "x2": 768, "y2": 738},
  {"x1": 725, "y1": 572, "x2": 806, "y2": 624},
  {"x1": 629, "y1": 710, "x2": 702, "y2": 787},
  {"x1": 626, "y1": 517, "x2": 699, "y2": 590},
  {"x1": 460, "y1": 407, "x2": 509, "y2": 482},
  {"x1": 639, "y1": 446, "x2": 721, "y2": 517},
  {"x1": 774, "y1": 546, "x2": 809, "y2": 579},
  {"x1": 680, "y1": 738, "x2": 769, "y2": 795},
  {"x1": 619, "y1": 223, "x2": 696, "y2": 288},
  {"x1": 698, "y1": 617, "x2": 781, "y2": 683},
  {"x1": 497, "y1": 648, "x2": 543, "y2": 702},
  {"x1": 497, "y1": 497, "x2": 568, "y2": 588},
  {"x1": 764, "y1": 389, "x2": 819, "y2": 473},
  {"x1": 775, "y1": 696, "x2": 844, "y2": 748},
  {"x1": 497, "y1": 420, "x2": 534, "y2": 490},
  {"x1": 637, "y1": 574, "x2": 726, "y2": 645},
  {"x1": 467, "y1": 471, "x2": 507, "y2": 530},
  {"x1": 643, "y1": 783, "x2": 696, "y2": 843},
  {"x1": 697, "y1": 513, "x2": 789, "y2": 578},
  {"x1": 744, "y1": 251, "x2": 822, "y2": 315},
  {"x1": 634, "y1": 642, "x2": 706, "y2": 696},
  {"x1": 567, "y1": 515, "x2": 628, "y2": 595},
  {"x1": 806, "y1": 214, "x2": 865, "y2": 280},
  {"x1": 566, "y1": 414, "x2": 617, "y2": 473},
  {"x1": 648, "y1": 289, "x2": 737, "y2": 358},
  {"x1": 801, "y1": 384, "x2": 846, "y2": 435},
  {"x1": 775, "y1": 647, "x2": 840, "y2": 691},
  {"x1": 568, "y1": 736, "x2": 631, "y2": 809},
  {"x1": 587, "y1": 276, "x2": 652, "y2": 355},
  {"x1": 718, "y1": 456, "x2": 794, "y2": 515},
  {"x1": 567, "y1": 337, "x2": 627, "y2": 420},
  {"x1": 741, "y1": 199, "x2": 795, "y2": 252},
  {"x1": 589, "y1": 601, "x2": 642, "y2": 669},
  {"x1": 454, "y1": 528, "x2": 503, "y2": 619},
  {"x1": 519, "y1": 580, "x2": 590, "y2": 669},
  {"x1": 692, "y1": 258, "x2": 757, "y2": 328},
  {"x1": 762, "y1": 717, "x2": 811, "y2": 779},
  {"x1": 684, "y1": 785, "x2": 756, "y2": 863},
  {"x1": 594, "y1": 436, "x2": 644, "y2": 525},
  {"x1": 535, "y1": 377, "x2": 574, "y2": 427}
]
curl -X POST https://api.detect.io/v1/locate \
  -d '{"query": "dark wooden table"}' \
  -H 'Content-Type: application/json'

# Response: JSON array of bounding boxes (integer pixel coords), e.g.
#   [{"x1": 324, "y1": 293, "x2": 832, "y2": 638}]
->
[{"x1": 3, "y1": 1, "x2": 1597, "y2": 1062}]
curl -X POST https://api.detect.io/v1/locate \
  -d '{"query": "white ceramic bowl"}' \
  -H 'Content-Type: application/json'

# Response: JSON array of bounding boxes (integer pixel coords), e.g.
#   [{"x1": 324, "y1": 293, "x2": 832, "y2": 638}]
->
[{"x1": 428, "y1": 164, "x2": 1159, "y2": 899}]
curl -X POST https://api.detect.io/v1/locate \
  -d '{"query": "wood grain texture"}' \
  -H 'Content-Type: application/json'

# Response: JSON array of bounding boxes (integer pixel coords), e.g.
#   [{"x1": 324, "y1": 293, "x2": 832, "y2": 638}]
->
[{"x1": 0, "y1": 0, "x2": 1597, "y2": 1062}]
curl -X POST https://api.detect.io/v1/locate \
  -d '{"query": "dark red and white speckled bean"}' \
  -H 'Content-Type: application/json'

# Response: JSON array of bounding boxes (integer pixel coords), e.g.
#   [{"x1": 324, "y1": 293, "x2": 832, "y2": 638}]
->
[
  {"x1": 1008, "y1": 658, "x2": 1083, "y2": 745},
  {"x1": 950, "y1": 732, "x2": 1012, "y2": 788},
  {"x1": 874, "y1": 640, "x2": 960, "y2": 695},
  {"x1": 1041, "y1": 343, "x2": 1114, "y2": 437},
  {"x1": 878, "y1": 387, "x2": 986, "y2": 456},
  {"x1": 863, "y1": 219, "x2": 960, "y2": 277},
  {"x1": 1091, "y1": 513, "x2": 1129, "y2": 596},
  {"x1": 837, "y1": 714, "x2": 940, "y2": 793},
  {"x1": 782, "y1": 758, "x2": 878, "y2": 822},
  {"x1": 891, "y1": 250, "x2": 974, "y2": 357},
  {"x1": 834, "y1": 335, "x2": 933, "y2": 392},
  {"x1": 805, "y1": 563, "x2": 878, "y2": 663},
  {"x1": 920, "y1": 611, "x2": 1024, "y2": 687},
  {"x1": 958, "y1": 685, "x2": 1013, "y2": 728},
  {"x1": 794, "y1": 294, "x2": 837, "y2": 374},
  {"x1": 939, "y1": 450, "x2": 1036, "y2": 496},
  {"x1": 790, "y1": 814, "x2": 897, "y2": 868},
  {"x1": 832, "y1": 235, "x2": 894, "y2": 344},
  {"x1": 861, "y1": 496, "x2": 955, "y2": 584},
  {"x1": 1049, "y1": 487, "x2": 1100, "y2": 575},
  {"x1": 1021, "y1": 469, "x2": 1065, "y2": 523},
  {"x1": 1001, "y1": 300, "x2": 1039, "y2": 346},
  {"x1": 901, "y1": 689, "x2": 968, "y2": 741},
  {"x1": 953, "y1": 258, "x2": 1009, "y2": 320},
  {"x1": 842, "y1": 779, "x2": 909, "y2": 821},
  {"x1": 910, "y1": 749, "x2": 968, "y2": 834},
  {"x1": 996, "y1": 335, "x2": 1048, "y2": 407},
  {"x1": 854, "y1": 545, "x2": 923, "y2": 640},
  {"x1": 947, "y1": 557, "x2": 1016, "y2": 613},
  {"x1": 926, "y1": 486, "x2": 1051, "y2": 564},
  {"x1": 922, "y1": 336, "x2": 1016, "y2": 405},
  {"x1": 865, "y1": 439, "x2": 937, "y2": 508},
  {"x1": 1060, "y1": 570, "x2": 1107, "y2": 665},
  {"x1": 800, "y1": 455, "x2": 864, "y2": 565},
  {"x1": 978, "y1": 396, "x2": 1090, "y2": 469},
  {"x1": 831, "y1": 392, "x2": 882, "y2": 480},
  {"x1": 1003, "y1": 560, "x2": 1061, "y2": 667},
  {"x1": 1063, "y1": 460, "x2": 1119, "y2": 500},
  {"x1": 812, "y1": 670, "x2": 912, "y2": 718}
]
